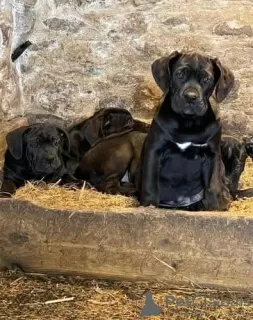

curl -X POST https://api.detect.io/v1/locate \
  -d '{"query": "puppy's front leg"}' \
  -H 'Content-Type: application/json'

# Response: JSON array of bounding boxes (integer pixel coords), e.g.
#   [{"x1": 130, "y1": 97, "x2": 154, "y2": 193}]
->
[
  {"x1": 99, "y1": 174, "x2": 136, "y2": 196},
  {"x1": 0, "y1": 179, "x2": 18, "y2": 197},
  {"x1": 139, "y1": 130, "x2": 165, "y2": 207},
  {"x1": 203, "y1": 154, "x2": 231, "y2": 211},
  {"x1": 228, "y1": 170, "x2": 240, "y2": 200}
]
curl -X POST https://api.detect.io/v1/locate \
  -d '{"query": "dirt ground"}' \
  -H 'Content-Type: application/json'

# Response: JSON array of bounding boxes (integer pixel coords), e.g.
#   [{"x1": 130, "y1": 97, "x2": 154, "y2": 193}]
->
[{"x1": 0, "y1": 271, "x2": 252, "y2": 320}]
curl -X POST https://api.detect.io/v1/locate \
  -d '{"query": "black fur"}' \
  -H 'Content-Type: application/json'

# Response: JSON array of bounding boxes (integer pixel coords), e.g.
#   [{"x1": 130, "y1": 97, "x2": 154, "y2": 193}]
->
[
  {"x1": 138, "y1": 51, "x2": 234, "y2": 210},
  {"x1": 0, "y1": 123, "x2": 81, "y2": 197},
  {"x1": 221, "y1": 136, "x2": 253, "y2": 199}
]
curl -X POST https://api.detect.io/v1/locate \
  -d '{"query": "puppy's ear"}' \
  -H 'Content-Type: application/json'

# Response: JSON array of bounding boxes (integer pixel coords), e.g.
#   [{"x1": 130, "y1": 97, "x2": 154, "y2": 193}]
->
[
  {"x1": 6, "y1": 126, "x2": 29, "y2": 160},
  {"x1": 151, "y1": 51, "x2": 182, "y2": 93},
  {"x1": 212, "y1": 58, "x2": 235, "y2": 103},
  {"x1": 58, "y1": 128, "x2": 70, "y2": 153},
  {"x1": 245, "y1": 142, "x2": 253, "y2": 159},
  {"x1": 82, "y1": 119, "x2": 100, "y2": 147}
]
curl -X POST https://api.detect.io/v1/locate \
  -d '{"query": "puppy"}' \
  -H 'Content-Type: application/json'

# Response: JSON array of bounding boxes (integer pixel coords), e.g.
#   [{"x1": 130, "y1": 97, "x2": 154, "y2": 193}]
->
[
  {"x1": 68, "y1": 108, "x2": 150, "y2": 168},
  {"x1": 75, "y1": 131, "x2": 147, "y2": 196},
  {"x1": 221, "y1": 136, "x2": 253, "y2": 199},
  {"x1": 68, "y1": 108, "x2": 150, "y2": 161},
  {"x1": 0, "y1": 123, "x2": 81, "y2": 197},
  {"x1": 245, "y1": 140, "x2": 253, "y2": 159},
  {"x1": 221, "y1": 136, "x2": 248, "y2": 199},
  {"x1": 138, "y1": 51, "x2": 234, "y2": 210}
]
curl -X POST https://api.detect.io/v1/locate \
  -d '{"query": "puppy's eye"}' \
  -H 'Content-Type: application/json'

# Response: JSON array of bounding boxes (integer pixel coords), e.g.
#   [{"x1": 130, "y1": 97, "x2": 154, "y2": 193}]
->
[
  {"x1": 53, "y1": 140, "x2": 60, "y2": 147},
  {"x1": 203, "y1": 76, "x2": 211, "y2": 84},
  {"x1": 31, "y1": 141, "x2": 37, "y2": 147},
  {"x1": 31, "y1": 138, "x2": 40, "y2": 147},
  {"x1": 176, "y1": 71, "x2": 184, "y2": 80}
]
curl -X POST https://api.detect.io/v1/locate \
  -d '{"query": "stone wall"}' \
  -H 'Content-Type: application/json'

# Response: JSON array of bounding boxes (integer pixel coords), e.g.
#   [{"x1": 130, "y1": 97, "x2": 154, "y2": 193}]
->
[{"x1": 1, "y1": 0, "x2": 253, "y2": 136}]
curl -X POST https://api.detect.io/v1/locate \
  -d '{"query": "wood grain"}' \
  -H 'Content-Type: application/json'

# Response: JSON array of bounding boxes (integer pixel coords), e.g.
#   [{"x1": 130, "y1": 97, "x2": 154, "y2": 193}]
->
[{"x1": 0, "y1": 199, "x2": 252, "y2": 290}]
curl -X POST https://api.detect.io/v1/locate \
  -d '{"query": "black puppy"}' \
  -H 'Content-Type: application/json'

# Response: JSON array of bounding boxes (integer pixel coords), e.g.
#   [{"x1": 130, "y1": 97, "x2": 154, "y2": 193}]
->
[
  {"x1": 245, "y1": 140, "x2": 253, "y2": 159},
  {"x1": 221, "y1": 135, "x2": 253, "y2": 199},
  {"x1": 138, "y1": 51, "x2": 234, "y2": 210},
  {"x1": 0, "y1": 123, "x2": 80, "y2": 197},
  {"x1": 68, "y1": 107, "x2": 150, "y2": 160}
]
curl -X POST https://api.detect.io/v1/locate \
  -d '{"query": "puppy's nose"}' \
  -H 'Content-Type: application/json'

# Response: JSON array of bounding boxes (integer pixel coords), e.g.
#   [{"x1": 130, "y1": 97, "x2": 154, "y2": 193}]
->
[
  {"x1": 184, "y1": 87, "x2": 199, "y2": 101},
  {"x1": 46, "y1": 153, "x2": 55, "y2": 161}
]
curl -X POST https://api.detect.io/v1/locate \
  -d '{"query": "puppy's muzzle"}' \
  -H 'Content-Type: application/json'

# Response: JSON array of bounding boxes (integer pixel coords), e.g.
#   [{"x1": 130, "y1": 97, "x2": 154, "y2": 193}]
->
[
  {"x1": 45, "y1": 153, "x2": 56, "y2": 162},
  {"x1": 46, "y1": 156, "x2": 61, "y2": 169},
  {"x1": 183, "y1": 87, "x2": 200, "y2": 102},
  {"x1": 181, "y1": 86, "x2": 205, "y2": 116}
]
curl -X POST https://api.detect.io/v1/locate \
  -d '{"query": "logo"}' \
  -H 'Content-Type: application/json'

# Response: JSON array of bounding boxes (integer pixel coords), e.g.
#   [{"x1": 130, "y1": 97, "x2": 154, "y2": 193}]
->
[
  {"x1": 137, "y1": 292, "x2": 252, "y2": 317},
  {"x1": 139, "y1": 292, "x2": 163, "y2": 317}
]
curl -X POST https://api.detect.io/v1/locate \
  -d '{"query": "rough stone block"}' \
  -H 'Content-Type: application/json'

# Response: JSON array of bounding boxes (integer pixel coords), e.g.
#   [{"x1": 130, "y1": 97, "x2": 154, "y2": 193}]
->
[
  {"x1": 214, "y1": 21, "x2": 252, "y2": 37},
  {"x1": 0, "y1": 0, "x2": 252, "y2": 138}
]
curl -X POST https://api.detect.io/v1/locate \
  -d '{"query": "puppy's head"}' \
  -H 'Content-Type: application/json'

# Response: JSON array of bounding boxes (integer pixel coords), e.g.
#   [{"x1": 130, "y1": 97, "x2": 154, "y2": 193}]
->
[
  {"x1": 245, "y1": 142, "x2": 253, "y2": 160},
  {"x1": 152, "y1": 51, "x2": 234, "y2": 118},
  {"x1": 221, "y1": 136, "x2": 248, "y2": 197},
  {"x1": 221, "y1": 136, "x2": 248, "y2": 167},
  {"x1": 81, "y1": 108, "x2": 134, "y2": 146},
  {"x1": 6, "y1": 124, "x2": 69, "y2": 176},
  {"x1": 100, "y1": 108, "x2": 134, "y2": 137}
]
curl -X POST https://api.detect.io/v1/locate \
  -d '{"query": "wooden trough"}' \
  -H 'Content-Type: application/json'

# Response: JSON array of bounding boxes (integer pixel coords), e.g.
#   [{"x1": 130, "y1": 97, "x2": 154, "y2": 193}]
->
[{"x1": 0, "y1": 199, "x2": 252, "y2": 291}]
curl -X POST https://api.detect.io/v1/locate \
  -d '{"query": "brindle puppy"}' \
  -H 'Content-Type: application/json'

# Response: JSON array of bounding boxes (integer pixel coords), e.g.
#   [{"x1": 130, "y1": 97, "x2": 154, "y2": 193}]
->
[
  {"x1": 221, "y1": 135, "x2": 253, "y2": 199},
  {"x1": 0, "y1": 124, "x2": 81, "y2": 197},
  {"x1": 138, "y1": 51, "x2": 234, "y2": 210},
  {"x1": 245, "y1": 140, "x2": 253, "y2": 159},
  {"x1": 75, "y1": 131, "x2": 147, "y2": 196},
  {"x1": 68, "y1": 108, "x2": 150, "y2": 161}
]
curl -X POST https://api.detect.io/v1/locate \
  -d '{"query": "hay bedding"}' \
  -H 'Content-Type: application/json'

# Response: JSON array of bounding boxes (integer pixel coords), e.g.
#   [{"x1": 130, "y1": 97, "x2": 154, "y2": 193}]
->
[
  {"x1": 13, "y1": 160, "x2": 253, "y2": 215},
  {"x1": 0, "y1": 270, "x2": 252, "y2": 320},
  {"x1": 14, "y1": 181, "x2": 139, "y2": 211}
]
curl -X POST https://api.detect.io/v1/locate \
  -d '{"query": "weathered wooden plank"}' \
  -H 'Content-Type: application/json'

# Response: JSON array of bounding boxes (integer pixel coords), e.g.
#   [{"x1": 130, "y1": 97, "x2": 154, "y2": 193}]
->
[{"x1": 0, "y1": 199, "x2": 252, "y2": 290}]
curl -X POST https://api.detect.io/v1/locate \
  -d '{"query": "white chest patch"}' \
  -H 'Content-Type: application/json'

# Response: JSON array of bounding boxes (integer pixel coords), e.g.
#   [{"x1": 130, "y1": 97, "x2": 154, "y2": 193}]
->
[
  {"x1": 176, "y1": 142, "x2": 208, "y2": 151},
  {"x1": 176, "y1": 142, "x2": 192, "y2": 150}
]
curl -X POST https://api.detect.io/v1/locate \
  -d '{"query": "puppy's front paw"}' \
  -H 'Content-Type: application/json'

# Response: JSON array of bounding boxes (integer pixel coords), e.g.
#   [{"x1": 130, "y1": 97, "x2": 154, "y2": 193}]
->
[
  {"x1": 63, "y1": 180, "x2": 96, "y2": 190},
  {"x1": 0, "y1": 192, "x2": 12, "y2": 199},
  {"x1": 140, "y1": 196, "x2": 159, "y2": 207},
  {"x1": 203, "y1": 189, "x2": 231, "y2": 211},
  {"x1": 230, "y1": 191, "x2": 238, "y2": 201},
  {"x1": 85, "y1": 181, "x2": 96, "y2": 190}
]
